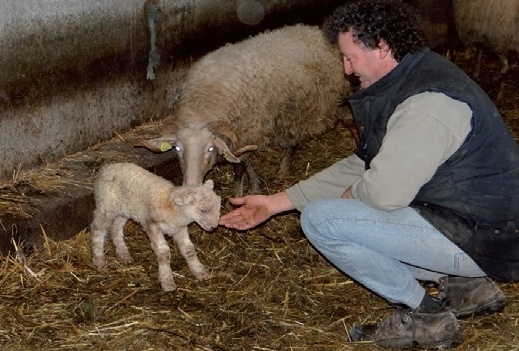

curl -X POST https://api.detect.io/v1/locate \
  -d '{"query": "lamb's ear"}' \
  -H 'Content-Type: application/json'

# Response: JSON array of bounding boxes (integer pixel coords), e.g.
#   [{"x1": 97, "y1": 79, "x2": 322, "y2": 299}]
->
[
  {"x1": 174, "y1": 190, "x2": 195, "y2": 206},
  {"x1": 213, "y1": 136, "x2": 241, "y2": 163},
  {"x1": 203, "y1": 179, "x2": 214, "y2": 190}
]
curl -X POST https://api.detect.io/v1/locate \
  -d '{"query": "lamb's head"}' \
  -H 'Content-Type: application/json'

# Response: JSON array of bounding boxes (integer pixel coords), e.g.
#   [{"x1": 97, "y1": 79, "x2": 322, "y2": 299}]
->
[
  {"x1": 133, "y1": 121, "x2": 258, "y2": 187},
  {"x1": 173, "y1": 180, "x2": 221, "y2": 231}
]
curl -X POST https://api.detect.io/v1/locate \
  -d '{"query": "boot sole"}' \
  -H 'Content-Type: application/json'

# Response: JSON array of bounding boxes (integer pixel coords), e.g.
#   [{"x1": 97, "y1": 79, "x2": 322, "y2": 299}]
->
[
  {"x1": 455, "y1": 297, "x2": 507, "y2": 318},
  {"x1": 420, "y1": 336, "x2": 463, "y2": 350},
  {"x1": 350, "y1": 325, "x2": 463, "y2": 350}
]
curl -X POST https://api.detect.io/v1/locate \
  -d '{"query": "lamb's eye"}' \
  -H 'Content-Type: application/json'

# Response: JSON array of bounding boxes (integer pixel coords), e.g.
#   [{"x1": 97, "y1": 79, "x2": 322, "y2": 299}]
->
[
  {"x1": 175, "y1": 145, "x2": 182, "y2": 152},
  {"x1": 208, "y1": 146, "x2": 215, "y2": 153},
  {"x1": 200, "y1": 208, "x2": 209, "y2": 214}
]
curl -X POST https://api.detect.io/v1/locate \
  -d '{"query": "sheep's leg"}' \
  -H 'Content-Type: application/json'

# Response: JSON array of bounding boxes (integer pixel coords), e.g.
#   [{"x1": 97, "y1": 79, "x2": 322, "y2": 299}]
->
[
  {"x1": 496, "y1": 54, "x2": 509, "y2": 102},
  {"x1": 90, "y1": 213, "x2": 111, "y2": 270},
  {"x1": 231, "y1": 162, "x2": 246, "y2": 197},
  {"x1": 146, "y1": 223, "x2": 176, "y2": 292},
  {"x1": 172, "y1": 226, "x2": 210, "y2": 280},
  {"x1": 245, "y1": 160, "x2": 261, "y2": 194},
  {"x1": 278, "y1": 145, "x2": 298, "y2": 179},
  {"x1": 498, "y1": 54, "x2": 509, "y2": 77},
  {"x1": 232, "y1": 159, "x2": 260, "y2": 196},
  {"x1": 473, "y1": 47, "x2": 482, "y2": 80},
  {"x1": 110, "y1": 217, "x2": 133, "y2": 264}
]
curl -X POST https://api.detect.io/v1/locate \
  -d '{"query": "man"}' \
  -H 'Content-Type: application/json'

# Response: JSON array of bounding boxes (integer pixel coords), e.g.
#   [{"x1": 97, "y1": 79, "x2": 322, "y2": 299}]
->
[{"x1": 219, "y1": 0, "x2": 519, "y2": 348}]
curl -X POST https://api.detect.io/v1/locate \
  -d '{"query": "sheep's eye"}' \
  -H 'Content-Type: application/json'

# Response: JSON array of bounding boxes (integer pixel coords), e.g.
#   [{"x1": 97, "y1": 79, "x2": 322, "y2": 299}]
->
[
  {"x1": 200, "y1": 208, "x2": 209, "y2": 214},
  {"x1": 175, "y1": 145, "x2": 181, "y2": 152},
  {"x1": 208, "y1": 146, "x2": 215, "y2": 153}
]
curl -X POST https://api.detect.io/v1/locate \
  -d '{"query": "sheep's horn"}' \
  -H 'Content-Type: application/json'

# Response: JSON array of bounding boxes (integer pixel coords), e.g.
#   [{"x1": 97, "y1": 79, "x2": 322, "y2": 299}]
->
[
  {"x1": 206, "y1": 121, "x2": 238, "y2": 147},
  {"x1": 233, "y1": 144, "x2": 258, "y2": 157}
]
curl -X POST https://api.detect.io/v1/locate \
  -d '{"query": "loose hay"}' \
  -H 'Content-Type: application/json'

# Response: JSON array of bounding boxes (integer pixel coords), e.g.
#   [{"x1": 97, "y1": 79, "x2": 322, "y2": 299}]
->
[{"x1": 1, "y1": 51, "x2": 519, "y2": 351}]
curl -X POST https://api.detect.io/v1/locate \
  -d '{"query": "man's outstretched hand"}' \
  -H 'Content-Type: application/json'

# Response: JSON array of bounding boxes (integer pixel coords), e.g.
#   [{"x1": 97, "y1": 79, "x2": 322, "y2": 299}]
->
[{"x1": 219, "y1": 191, "x2": 294, "y2": 230}]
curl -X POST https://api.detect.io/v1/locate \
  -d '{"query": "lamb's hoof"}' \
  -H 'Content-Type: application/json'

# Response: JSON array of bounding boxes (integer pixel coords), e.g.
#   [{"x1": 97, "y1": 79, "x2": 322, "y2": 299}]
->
[
  {"x1": 195, "y1": 270, "x2": 211, "y2": 281},
  {"x1": 118, "y1": 255, "x2": 134, "y2": 265},
  {"x1": 160, "y1": 282, "x2": 177, "y2": 292},
  {"x1": 92, "y1": 259, "x2": 106, "y2": 272},
  {"x1": 94, "y1": 266, "x2": 107, "y2": 273}
]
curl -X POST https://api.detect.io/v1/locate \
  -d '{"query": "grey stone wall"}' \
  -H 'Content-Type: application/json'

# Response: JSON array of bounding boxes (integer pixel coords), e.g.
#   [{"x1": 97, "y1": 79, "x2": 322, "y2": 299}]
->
[{"x1": 0, "y1": 0, "x2": 343, "y2": 181}]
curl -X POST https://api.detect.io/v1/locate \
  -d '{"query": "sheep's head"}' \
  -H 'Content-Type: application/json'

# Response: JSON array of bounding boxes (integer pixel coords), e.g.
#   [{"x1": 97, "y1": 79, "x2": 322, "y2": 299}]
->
[{"x1": 133, "y1": 121, "x2": 257, "y2": 187}]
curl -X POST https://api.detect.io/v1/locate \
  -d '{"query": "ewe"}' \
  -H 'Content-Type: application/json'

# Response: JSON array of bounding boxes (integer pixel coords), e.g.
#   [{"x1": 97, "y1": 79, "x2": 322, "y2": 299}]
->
[{"x1": 135, "y1": 24, "x2": 352, "y2": 197}]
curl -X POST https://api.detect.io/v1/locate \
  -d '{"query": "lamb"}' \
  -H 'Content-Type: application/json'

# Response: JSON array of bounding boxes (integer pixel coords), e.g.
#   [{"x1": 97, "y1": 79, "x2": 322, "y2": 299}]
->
[
  {"x1": 90, "y1": 162, "x2": 221, "y2": 292},
  {"x1": 134, "y1": 24, "x2": 352, "y2": 197},
  {"x1": 453, "y1": 0, "x2": 519, "y2": 101}
]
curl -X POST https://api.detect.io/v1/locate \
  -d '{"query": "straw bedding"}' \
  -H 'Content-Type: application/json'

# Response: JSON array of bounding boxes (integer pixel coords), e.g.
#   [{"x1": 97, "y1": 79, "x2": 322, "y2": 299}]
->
[{"x1": 1, "y1": 51, "x2": 518, "y2": 351}]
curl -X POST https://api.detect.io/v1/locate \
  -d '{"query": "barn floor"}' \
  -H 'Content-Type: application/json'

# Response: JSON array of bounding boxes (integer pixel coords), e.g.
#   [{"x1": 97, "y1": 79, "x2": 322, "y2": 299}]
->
[{"x1": 0, "y1": 50, "x2": 518, "y2": 351}]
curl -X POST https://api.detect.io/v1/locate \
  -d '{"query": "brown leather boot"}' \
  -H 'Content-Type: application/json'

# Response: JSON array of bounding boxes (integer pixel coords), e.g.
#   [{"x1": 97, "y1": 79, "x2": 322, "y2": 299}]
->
[
  {"x1": 349, "y1": 305, "x2": 462, "y2": 349},
  {"x1": 438, "y1": 276, "x2": 507, "y2": 317}
]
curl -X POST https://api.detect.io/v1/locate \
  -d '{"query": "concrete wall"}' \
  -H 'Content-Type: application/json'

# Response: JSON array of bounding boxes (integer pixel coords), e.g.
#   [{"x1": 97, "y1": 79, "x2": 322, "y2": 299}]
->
[{"x1": 0, "y1": 0, "x2": 344, "y2": 181}]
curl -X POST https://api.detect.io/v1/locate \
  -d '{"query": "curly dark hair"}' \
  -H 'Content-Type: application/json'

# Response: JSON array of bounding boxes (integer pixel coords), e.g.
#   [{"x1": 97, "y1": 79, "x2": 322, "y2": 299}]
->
[{"x1": 322, "y1": 0, "x2": 426, "y2": 61}]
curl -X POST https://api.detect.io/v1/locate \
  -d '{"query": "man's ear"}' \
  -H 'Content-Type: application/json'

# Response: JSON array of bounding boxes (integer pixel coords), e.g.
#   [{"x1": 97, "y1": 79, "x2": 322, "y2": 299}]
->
[{"x1": 377, "y1": 40, "x2": 391, "y2": 58}]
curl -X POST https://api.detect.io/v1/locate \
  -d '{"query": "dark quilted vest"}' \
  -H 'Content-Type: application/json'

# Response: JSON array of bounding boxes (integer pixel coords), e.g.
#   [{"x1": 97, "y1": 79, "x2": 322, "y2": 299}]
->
[{"x1": 348, "y1": 49, "x2": 519, "y2": 280}]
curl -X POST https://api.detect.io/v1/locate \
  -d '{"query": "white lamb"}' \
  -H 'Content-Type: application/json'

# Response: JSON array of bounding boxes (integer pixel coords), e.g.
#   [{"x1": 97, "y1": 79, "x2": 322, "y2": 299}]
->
[{"x1": 90, "y1": 162, "x2": 221, "y2": 292}]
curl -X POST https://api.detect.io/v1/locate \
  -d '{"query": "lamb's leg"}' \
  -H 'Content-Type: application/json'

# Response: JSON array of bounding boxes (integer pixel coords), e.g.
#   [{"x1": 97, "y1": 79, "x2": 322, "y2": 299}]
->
[
  {"x1": 146, "y1": 223, "x2": 176, "y2": 292},
  {"x1": 172, "y1": 226, "x2": 210, "y2": 280},
  {"x1": 110, "y1": 217, "x2": 133, "y2": 264},
  {"x1": 90, "y1": 213, "x2": 110, "y2": 270}
]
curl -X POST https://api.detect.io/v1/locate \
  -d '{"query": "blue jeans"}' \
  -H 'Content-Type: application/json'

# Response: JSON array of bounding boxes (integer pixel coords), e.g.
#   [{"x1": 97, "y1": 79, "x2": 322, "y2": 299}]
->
[{"x1": 300, "y1": 198, "x2": 486, "y2": 308}]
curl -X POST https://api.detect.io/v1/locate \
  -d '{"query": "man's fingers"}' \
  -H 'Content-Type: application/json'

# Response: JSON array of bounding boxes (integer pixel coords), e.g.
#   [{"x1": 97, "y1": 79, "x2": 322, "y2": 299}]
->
[
  {"x1": 219, "y1": 219, "x2": 249, "y2": 230},
  {"x1": 228, "y1": 197, "x2": 246, "y2": 206},
  {"x1": 220, "y1": 209, "x2": 243, "y2": 222}
]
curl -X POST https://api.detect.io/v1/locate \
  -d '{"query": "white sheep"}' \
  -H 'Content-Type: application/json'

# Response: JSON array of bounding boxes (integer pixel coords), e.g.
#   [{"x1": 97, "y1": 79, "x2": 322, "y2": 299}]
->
[
  {"x1": 90, "y1": 162, "x2": 221, "y2": 292},
  {"x1": 404, "y1": 0, "x2": 461, "y2": 59},
  {"x1": 453, "y1": 0, "x2": 519, "y2": 101},
  {"x1": 134, "y1": 24, "x2": 352, "y2": 196}
]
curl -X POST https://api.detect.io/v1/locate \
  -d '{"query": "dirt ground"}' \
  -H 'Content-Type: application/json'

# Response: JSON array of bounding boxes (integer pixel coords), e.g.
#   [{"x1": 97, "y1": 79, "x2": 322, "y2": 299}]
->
[{"x1": 0, "y1": 49, "x2": 518, "y2": 350}]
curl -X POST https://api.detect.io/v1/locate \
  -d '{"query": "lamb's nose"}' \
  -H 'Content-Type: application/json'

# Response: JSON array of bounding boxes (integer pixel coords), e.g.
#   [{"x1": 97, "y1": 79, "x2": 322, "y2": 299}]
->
[{"x1": 205, "y1": 224, "x2": 216, "y2": 231}]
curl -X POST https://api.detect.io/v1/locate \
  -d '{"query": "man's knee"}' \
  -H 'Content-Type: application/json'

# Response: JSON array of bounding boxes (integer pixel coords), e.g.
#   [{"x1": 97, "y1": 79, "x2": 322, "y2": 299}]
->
[
  {"x1": 300, "y1": 199, "x2": 335, "y2": 237},
  {"x1": 301, "y1": 201, "x2": 317, "y2": 233}
]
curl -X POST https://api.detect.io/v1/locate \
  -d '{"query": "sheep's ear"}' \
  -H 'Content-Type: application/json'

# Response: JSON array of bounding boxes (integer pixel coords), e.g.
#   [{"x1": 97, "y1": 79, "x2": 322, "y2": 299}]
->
[
  {"x1": 133, "y1": 136, "x2": 177, "y2": 153},
  {"x1": 213, "y1": 136, "x2": 241, "y2": 163},
  {"x1": 133, "y1": 122, "x2": 180, "y2": 153},
  {"x1": 203, "y1": 179, "x2": 214, "y2": 190}
]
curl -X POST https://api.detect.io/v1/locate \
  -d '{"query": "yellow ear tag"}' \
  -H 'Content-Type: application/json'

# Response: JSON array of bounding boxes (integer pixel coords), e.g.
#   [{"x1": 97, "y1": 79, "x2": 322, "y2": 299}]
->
[{"x1": 160, "y1": 141, "x2": 172, "y2": 152}]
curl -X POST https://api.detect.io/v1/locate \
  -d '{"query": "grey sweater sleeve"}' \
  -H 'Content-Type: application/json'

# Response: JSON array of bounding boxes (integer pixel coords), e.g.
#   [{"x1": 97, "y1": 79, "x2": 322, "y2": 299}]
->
[
  {"x1": 285, "y1": 153, "x2": 365, "y2": 211},
  {"x1": 286, "y1": 92, "x2": 472, "y2": 212}
]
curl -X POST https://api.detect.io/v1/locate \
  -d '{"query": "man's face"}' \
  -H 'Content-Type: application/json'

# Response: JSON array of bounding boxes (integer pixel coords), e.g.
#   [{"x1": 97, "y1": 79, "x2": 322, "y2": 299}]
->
[{"x1": 338, "y1": 31, "x2": 391, "y2": 89}]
